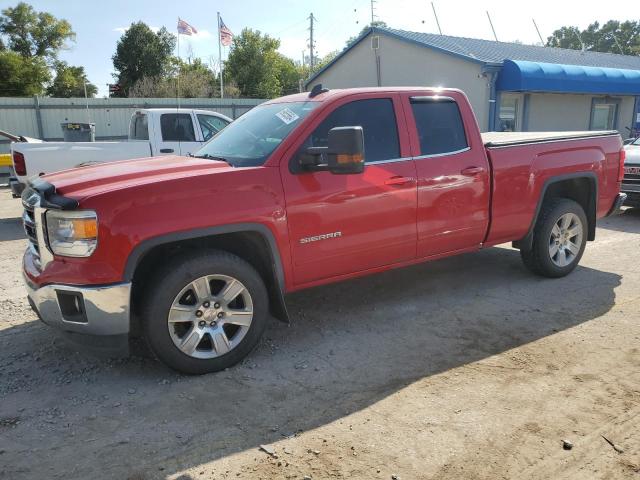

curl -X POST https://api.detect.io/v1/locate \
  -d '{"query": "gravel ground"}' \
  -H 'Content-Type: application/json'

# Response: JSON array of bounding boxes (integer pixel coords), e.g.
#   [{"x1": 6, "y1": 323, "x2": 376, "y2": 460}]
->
[{"x1": 0, "y1": 187, "x2": 639, "y2": 480}]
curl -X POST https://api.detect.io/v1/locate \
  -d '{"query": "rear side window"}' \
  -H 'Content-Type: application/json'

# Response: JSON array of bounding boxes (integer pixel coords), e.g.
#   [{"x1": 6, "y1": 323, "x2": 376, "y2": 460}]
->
[
  {"x1": 160, "y1": 113, "x2": 196, "y2": 141},
  {"x1": 305, "y1": 98, "x2": 400, "y2": 163},
  {"x1": 129, "y1": 113, "x2": 149, "y2": 140},
  {"x1": 410, "y1": 98, "x2": 468, "y2": 156}
]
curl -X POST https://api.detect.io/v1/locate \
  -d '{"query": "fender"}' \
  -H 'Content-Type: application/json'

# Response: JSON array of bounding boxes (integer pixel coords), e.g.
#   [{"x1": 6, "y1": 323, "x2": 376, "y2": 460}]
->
[
  {"x1": 123, "y1": 223, "x2": 290, "y2": 323},
  {"x1": 514, "y1": 172, "x2": 598, "y2": 251}
]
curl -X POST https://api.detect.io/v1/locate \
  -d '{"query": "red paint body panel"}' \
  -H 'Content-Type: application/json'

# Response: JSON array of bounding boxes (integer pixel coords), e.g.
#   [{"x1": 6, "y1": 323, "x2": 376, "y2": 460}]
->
[{"x1": 24, "y1": 87, "x2": 624, "y2": 297}]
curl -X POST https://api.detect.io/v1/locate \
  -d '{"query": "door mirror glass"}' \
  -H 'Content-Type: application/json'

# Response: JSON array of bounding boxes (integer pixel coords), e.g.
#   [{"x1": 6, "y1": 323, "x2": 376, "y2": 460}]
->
[
  {"x1": 326, "y1": 126, "x2": 365, "y2": 174},
  {"x1": 298, "y1": 126, "x2": 365, "y2": 174}
]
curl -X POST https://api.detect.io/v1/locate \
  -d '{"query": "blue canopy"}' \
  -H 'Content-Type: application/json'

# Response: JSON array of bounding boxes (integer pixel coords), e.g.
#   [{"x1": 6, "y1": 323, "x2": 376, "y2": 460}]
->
[{"x1": 497, "y1": 59, "x2": 640, "y2": 95}]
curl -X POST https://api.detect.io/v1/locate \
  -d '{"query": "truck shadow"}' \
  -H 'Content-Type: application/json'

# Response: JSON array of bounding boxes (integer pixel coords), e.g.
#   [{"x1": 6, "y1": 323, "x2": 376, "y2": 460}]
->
[
  {"x1": 0, "y1": 246, "x2": 621, "y2": 479},
  {"x1": 0, "y1": 216, "x2": 24, "y2": 242},
  {"x1": 597, "y1": 207, "x2": 640, "y2": 233}
]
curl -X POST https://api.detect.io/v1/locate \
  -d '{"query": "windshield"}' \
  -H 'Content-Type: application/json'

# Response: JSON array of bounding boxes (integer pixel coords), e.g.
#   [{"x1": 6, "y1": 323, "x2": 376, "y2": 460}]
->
[{"x1": 193, "y1": 101, "x2": 318, "y2": 167}]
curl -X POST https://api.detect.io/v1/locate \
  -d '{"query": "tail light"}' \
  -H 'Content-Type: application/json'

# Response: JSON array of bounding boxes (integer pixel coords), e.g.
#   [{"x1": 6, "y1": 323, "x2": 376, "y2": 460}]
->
[
  {"x1": 618, "y1": 148, "x2": 626, "y2": 182},
  {"x1": 13, "y1": 151, "x2": 26, "y2": 176}
]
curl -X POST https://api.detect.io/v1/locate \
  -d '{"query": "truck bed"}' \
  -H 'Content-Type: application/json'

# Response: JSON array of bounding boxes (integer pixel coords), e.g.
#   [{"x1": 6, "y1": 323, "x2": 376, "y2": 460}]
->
[{"x1": 482, "y1": 130, "x2": 618, "y2": 148}]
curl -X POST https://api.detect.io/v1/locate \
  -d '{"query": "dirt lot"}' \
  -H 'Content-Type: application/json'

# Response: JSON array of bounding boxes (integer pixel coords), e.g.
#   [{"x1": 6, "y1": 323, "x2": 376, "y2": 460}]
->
[{"x1": 0, "y1": 187, "x2": 639, "y2": 480}]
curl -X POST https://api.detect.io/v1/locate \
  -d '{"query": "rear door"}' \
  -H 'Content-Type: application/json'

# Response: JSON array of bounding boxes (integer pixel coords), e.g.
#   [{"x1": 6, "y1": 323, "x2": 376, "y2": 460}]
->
[
  {"x1": 281, "y1": 94, "x2": 418, "y2": 285},
  {"x1": 155, "y1": 112, "x2": 202, "y2": 156},
  {"x1": 403, "y1": 93, "x2": 490, "y2": 257}
]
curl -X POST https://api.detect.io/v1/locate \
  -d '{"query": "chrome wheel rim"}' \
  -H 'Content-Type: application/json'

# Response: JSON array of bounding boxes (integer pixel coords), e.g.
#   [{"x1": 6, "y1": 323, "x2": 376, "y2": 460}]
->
[
  {"x1": 167, "y1": 274, "x2": 253, "y2": 359},
  {"x1": 549, "y1": 213, "x2": 583, "y2": 267}
]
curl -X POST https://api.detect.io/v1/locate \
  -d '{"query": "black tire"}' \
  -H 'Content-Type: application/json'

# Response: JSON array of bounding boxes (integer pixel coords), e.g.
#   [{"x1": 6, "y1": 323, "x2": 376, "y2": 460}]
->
[
  {"x1": 520, "y1": 198, "x2": 588, "y2": 278},
  {"x1": 141, "y1": 249, "x2": 269, "y2": 374}
]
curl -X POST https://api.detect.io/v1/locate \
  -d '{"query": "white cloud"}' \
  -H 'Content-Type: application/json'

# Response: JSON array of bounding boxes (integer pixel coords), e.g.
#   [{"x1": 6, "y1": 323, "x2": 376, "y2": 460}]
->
[{"x1": 187, "y1": 29, "x2": 214, "y2": 41}]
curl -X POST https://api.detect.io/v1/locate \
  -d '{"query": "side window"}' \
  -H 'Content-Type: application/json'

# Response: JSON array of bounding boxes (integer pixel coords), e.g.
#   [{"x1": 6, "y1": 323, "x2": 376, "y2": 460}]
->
[
  {"x1": 410, "y1": 98, "x2": 468, "y2": 156},
  {"x1": 160, "y1": 113, "x2": 196, "y2": 141},
  {"x1": 304, "y1": 98, "x2": 400, "y2": 163},
  {"x1": 129, "y1": 113, "x2": 149, "y2": 140},
  {"x1": 197, "y1": 114, "x2": 230, "y2": 141}
]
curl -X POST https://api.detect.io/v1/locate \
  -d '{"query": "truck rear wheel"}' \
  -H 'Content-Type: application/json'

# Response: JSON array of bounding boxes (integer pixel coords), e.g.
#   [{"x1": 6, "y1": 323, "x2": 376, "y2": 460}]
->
[
  {"x1": 520, "y1": 198, "x2": 587, "y2": 278},
  {"x1": 141, "y1": 250, "x2": 269, "y2": 374}
]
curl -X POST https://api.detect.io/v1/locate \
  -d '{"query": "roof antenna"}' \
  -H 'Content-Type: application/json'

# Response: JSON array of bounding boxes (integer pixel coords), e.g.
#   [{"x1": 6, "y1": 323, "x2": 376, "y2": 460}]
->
[
  {"x1": 431, "y1": 2, "x2": 443, "y2": 35},
  {"x1": 309, "y1": 84, "x2": 329, "y2": 97},
  {"x1": 611, "y1": 32, "x2": 624, "y2": 54},
  {"x1": 532, "y1": 18, "x2": 545, "y2": 46},
  {"x1": 575, "y1": 27, "x2": 586, "y2": 52},
  {"x1": 486, "y1": 11, "x2": 498, "y2": 41}
]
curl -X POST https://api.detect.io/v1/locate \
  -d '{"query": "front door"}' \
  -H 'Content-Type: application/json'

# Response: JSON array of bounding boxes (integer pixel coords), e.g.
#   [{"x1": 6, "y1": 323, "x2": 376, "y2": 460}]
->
[
  {"x1": 402, "y1": 93, "x2": 490, "y2": 257},
  {"x1": 281, "y1": 95, "x2": 418, "y2": 286}
]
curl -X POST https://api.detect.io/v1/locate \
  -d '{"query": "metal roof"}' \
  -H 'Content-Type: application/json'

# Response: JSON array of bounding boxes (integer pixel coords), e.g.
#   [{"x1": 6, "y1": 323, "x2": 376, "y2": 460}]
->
[
  {"x1": 497, "y1": 60, "x2": 640, "y2": 95},
  {"x1": 306, "y1": 26, "x2": 640, "y2": 86},
  {"x1": 381, "y1": 27, "x2": 640, "y2": 69}
]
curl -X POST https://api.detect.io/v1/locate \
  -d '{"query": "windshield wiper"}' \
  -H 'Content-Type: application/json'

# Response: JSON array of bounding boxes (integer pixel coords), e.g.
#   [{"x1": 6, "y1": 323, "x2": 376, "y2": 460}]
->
[{"x1": 188, "y1": 153, "x2": 233, "y2": 166}]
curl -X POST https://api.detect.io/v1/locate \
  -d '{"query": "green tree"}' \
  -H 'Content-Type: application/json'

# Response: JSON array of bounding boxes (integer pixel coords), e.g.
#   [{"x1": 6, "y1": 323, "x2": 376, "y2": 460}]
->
[
  {"x1": 346, "y1": 20, "x2": 387, "y2": 48},
  {"x1": 0, "y1": 50, "x2": 50, "y2": 96},
  {"x1": 547, "y1": 20, "x2": 640, "y2": 55},
  {"x1": 225, "y1": 28, "x2": 299, "y2": 98},
  {"x1": 0, "y1": 2, "x2": 75, "y2": 59},
  {"x1": 46, "y1": 61, "x2": 97, "y2": 97},
  {"x1": 112, "y1": 22, "x2": 176, "y2": 96},
  {"x1": 129, "y1": 58, "x2": 219, "y2": 98}
]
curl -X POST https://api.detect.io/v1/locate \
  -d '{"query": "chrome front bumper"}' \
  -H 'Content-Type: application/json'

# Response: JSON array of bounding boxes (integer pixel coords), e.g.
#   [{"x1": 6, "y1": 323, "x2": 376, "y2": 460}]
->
[{"x1": 25, "y1": 277, "x2": 132, "y2": 336}]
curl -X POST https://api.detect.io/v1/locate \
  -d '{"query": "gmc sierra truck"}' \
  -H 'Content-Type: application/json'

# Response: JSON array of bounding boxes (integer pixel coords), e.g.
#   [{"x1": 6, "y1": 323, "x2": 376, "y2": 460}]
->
[{"x1": 21, "y1": 86, "x2": 626, "y2": 374}]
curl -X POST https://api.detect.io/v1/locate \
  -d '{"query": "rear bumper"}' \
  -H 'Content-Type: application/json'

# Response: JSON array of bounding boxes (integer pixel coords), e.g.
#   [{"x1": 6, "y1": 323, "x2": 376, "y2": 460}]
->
[
  {"x1": 25, "y1": 275, "x2": 132, "y2": 337},
  {"x1": 607, "y1": 193, "x2": 627, "y2": 216}
]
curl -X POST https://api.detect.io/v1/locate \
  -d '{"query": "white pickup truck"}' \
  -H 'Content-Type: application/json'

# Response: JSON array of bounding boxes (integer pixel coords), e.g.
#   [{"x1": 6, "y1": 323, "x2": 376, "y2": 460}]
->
[{"x1": 10, "y1": 108, "x2": 232, "y2": 195}]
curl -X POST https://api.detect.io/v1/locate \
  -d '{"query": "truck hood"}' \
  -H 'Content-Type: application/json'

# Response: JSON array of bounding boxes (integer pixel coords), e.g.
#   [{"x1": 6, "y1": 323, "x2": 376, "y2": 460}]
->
[
  {"x1": 624, "y1": 144, "x2": 640, "y2": 165},
  {"x1": 43, "y1": 155, "x2": 232, "y2": 200}
]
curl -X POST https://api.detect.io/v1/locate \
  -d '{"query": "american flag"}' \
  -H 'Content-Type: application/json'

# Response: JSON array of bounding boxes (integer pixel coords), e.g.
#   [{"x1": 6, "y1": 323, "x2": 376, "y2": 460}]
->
[
  {"x1": 219, "y1": 17, "x2": 233, "y2": 46},
  {"x1": 177, "y1": 18, "x2": 197, "y2": 36}
]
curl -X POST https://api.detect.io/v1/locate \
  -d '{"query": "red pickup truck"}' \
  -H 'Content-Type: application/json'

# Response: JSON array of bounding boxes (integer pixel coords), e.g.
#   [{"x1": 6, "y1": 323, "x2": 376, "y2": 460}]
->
[{"x1": 21, "y1": 86, "x2": 626, "y2": 374}]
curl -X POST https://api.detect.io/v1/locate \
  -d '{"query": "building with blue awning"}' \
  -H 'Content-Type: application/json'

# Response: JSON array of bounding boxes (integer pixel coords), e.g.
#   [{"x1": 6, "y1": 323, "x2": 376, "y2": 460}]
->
[{"x1": 306, "y1": 27, "x2": 640, "y2": 138}]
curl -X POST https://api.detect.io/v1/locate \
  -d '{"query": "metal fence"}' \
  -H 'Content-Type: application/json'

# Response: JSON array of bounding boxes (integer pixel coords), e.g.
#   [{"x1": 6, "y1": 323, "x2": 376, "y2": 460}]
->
[{"x1": 0, "y1": 96, "x2": 266, "y2": 153}]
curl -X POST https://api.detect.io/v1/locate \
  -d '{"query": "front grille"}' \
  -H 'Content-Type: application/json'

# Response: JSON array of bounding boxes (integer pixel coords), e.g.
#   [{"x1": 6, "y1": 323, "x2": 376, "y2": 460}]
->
[
  {"x1": 21, "y1": 190, "x2": 42, "y2": 269},
  {"x1": 622, "y1": 173, "x2": 640, "y2": 186}
]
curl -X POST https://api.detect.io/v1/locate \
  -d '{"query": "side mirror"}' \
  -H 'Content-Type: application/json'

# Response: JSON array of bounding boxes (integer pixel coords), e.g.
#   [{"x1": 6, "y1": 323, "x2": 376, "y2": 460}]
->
[
  {"x1": 326, "y1": 126, "x2": 365, "y2": 174},
  {"x1": 298, "y1": 126, "x2": 365, "y2": 174}
]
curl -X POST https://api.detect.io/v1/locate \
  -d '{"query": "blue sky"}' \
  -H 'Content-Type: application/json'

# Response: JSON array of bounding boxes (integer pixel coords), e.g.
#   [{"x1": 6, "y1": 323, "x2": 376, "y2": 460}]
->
[{"x1": 2, "y1": 0, "x2": 633, "y2": 97}]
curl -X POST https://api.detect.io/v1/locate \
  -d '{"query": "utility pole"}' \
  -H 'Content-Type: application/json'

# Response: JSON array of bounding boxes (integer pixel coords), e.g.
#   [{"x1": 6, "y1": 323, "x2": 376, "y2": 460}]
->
[
  {"x1": 532, "y1": 18, "x2": 544, "y2": 46},
  {"x1": 308, "y1": 13, "x2": 316, "y2": 70},
  {"x1": 370, "y1": 0, "x2": 377, "y2": 23}
]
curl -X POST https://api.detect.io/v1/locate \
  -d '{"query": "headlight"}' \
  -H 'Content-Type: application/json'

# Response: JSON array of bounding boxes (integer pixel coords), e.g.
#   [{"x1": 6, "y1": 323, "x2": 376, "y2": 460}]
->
[{"x1": 45, "y1": 210, "x2": 98, "y2": 257}]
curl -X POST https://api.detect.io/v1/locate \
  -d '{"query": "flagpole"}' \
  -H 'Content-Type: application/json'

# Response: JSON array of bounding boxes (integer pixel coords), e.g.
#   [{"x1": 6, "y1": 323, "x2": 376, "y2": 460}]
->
[
  {"x1": 218, "y1": 12, "x2": 224, "y2": 99},
  {"x1": 176, "y1": 18, "x2": 181, "y2": 110}
]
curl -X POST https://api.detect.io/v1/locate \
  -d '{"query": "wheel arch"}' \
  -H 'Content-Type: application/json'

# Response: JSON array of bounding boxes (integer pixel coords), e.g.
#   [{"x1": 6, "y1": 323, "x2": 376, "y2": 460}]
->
[
  {"x1": 124, "y1": 224, "x2": 289, "y2": 326},
  {"x1": 514, "y1": 172, "x2": 598, "y2": 251}
]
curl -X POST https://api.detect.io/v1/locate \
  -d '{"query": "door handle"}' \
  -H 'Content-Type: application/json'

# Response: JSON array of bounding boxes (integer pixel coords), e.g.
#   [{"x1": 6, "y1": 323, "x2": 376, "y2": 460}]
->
[
  {"x1": 461, "y1": 166, "x2": 485, "y2": 176},
  {"x1": 160, "y1": 148, "x2": 174, "y2": 153},
  {"x1": 384, "y1": 176, "x2": 415, "y2": 186}
]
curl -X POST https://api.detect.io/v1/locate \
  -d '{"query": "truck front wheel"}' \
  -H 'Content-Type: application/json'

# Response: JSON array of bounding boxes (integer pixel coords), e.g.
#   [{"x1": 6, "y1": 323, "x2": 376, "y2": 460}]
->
[
  {"x1": 141, "y1": 250, "x2": 269, "y2": 374},
  {"x1": 520, "y1": 198, "x2": 588, "y2": 278}
]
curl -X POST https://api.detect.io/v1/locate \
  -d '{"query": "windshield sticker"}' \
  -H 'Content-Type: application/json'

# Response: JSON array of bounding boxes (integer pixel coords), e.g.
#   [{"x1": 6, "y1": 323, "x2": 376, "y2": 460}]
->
[{"x1": 275, "y1": 108, "x2": 299, "y2": 125}]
